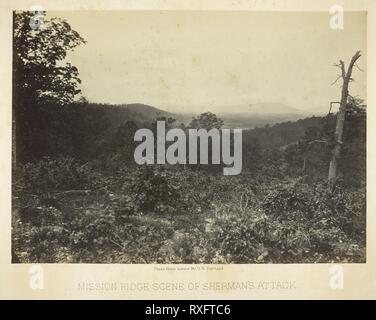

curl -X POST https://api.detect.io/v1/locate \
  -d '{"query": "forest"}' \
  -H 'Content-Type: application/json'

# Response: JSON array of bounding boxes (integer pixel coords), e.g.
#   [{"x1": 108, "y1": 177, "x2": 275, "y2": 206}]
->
[{"x1": 12, "y1": 11, "x2": 366, "y2": 264}]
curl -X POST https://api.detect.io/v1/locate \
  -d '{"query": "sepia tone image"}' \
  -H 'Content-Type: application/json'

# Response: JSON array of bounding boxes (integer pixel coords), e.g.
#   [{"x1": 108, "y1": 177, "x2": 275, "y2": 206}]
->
[{"x1": 12, "y1": 10, "x2": 366, "y2": 264}]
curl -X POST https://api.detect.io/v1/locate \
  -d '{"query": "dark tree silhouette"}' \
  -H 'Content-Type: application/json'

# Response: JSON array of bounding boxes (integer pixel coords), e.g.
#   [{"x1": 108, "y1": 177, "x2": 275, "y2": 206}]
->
[
  {"x1": 13, "y1": 11, "x2": 86, "y2": 163},
  {"x1": 114, "y1": 121, "x2": 139, "y2": 163},
  {"x1": 189, "y1": 112, "x2": 224, "y2": 130}
]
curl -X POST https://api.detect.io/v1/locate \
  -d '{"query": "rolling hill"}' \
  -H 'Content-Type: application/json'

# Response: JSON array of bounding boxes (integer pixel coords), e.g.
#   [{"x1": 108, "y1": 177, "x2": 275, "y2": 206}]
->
[{"x1": 87, "y1": 101, "x2": 319, "y2": 132}]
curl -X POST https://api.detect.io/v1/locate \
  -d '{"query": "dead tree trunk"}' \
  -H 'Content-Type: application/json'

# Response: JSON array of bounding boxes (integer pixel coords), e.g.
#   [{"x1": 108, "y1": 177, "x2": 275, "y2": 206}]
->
[{"x1": 328, "y1": 51, "x2": 362, "y2": 181}]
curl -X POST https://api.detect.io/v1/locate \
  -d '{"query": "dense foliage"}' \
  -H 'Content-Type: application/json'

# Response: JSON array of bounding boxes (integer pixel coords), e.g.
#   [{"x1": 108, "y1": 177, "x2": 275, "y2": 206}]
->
[{"x1": 13, "y1": 159, "x2": 366, "y2": 263}]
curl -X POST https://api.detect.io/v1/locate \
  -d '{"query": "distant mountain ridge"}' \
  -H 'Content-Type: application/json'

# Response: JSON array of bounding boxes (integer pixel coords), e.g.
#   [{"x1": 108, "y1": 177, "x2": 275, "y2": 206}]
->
[
  {"x1": 85, "y1": 101, "x2": 340, "y2": 151},
  {"x1": 218, "y1": 102, "x2": 306, "y2": 116},
  {"x1": 89, "y1": 102, "x2": 315, "y2": 131},
  {"x1": 119, "y1": 103, "x2": 174, "y2": 119},
  {"x1": 87, "y1": 103, "x2": 174, "y2": 133}
]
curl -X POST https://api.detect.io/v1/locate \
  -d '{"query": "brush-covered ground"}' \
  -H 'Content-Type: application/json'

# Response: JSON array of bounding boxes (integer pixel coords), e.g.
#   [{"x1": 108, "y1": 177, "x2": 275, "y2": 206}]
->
[{"x1": 12, "y1": 157, "x2": 366, "y2": 264}]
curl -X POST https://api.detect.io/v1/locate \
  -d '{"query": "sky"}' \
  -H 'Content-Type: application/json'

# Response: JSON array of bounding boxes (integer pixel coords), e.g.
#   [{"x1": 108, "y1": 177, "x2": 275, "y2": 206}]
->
[{"x1": 48, "y1": 11, "x2": 367, "y2": 115}]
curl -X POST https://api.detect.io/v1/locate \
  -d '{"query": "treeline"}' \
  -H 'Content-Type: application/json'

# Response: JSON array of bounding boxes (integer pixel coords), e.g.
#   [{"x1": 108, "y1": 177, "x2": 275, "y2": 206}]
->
[
  {"x1": 14, "y1": 98, "x2": 366, "y2": 189},
  {"x1": 242, "y1": 100, "x2": 366, "y2": 185}
]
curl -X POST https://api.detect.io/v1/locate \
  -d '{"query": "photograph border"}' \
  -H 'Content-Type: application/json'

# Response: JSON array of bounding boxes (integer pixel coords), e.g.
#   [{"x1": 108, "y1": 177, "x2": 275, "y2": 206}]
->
[{"x1": 0, "y1": 0, "x2": 375, "y2": 300}]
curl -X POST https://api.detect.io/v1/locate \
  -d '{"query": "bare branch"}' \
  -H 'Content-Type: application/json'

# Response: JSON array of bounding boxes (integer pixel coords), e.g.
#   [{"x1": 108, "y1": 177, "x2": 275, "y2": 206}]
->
[
  {"x1": 346, "y1": 51, "x2": 361, "y2": 79},
  {"x1": 331, "y1": 75, "x2": 342, "y2": 86},
  {"x1": 329, "y1": 102, "x2": 340, "y2": 114},
  {"x1": 109, "y1": 238, "x2": 124, "y2": 250},
  {"x1": 354, "y1": 62, "x2": 364, "y2": 72},
  {"x1": 333, "y1": 60, "x2": 346, "y2": 79},
  {"x1": 339, "y1": 60, "x2": 346, "y2": 79},
  {"x1": 308, "y1": 139, "x2": 328, "y2": 145}
]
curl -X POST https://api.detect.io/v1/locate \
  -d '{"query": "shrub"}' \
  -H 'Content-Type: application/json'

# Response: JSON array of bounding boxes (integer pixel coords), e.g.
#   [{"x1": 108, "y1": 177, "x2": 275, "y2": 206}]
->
[
  {"x1": 208, "y1": 180, "x2": 366, "y2": 263},
  {"x1": 15, "y1": 156, "x2": 96, "y2": 193}
]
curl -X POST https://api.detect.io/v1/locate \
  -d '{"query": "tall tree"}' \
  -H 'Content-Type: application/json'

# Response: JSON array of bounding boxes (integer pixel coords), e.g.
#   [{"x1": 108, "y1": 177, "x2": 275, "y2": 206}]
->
[
  {"x1": 13, "y1": 11, "x2": 86, "y2": 163},
  {"x1": 188, "y1": 112, "x2": 224, "y2": 173},
  {"x1": 328, "y1": 51, "x2": 362, "y2": 181},
  {"x1": 188, "y1": 112, "x2": 224, "y2": 130},
  {"x1": 113, "y1": 120, "x2": 139, "y2": 163}
]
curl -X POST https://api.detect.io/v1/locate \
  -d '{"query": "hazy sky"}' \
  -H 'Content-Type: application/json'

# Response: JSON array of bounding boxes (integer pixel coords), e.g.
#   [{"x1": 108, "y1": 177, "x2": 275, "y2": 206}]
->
[{"x1": 49, "y1": 11, "x2": 366, "y2": 115}]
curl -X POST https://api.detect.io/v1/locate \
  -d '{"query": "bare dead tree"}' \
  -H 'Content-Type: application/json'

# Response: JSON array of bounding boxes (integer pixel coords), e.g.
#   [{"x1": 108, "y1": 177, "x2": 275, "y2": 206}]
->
[{"x1": 328, "y1": 51, "x2": 362, "y2": 181}]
